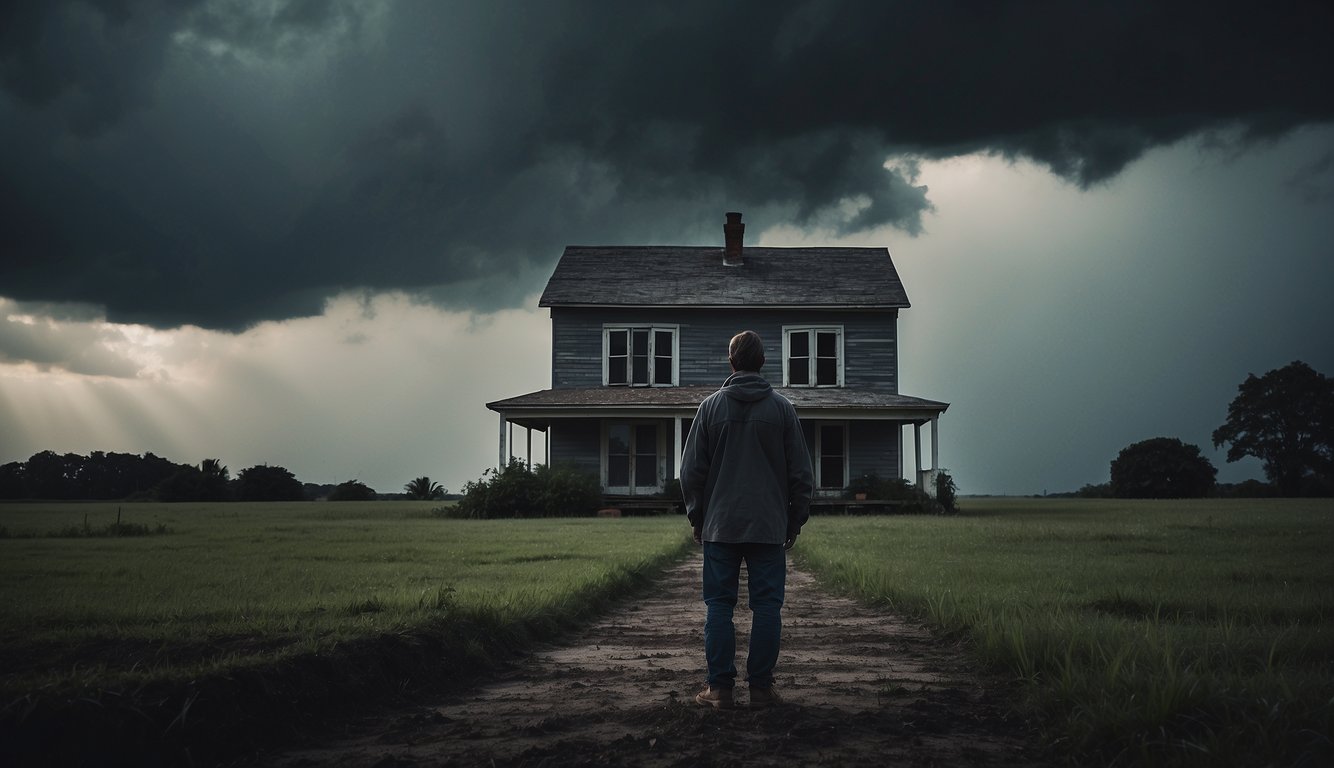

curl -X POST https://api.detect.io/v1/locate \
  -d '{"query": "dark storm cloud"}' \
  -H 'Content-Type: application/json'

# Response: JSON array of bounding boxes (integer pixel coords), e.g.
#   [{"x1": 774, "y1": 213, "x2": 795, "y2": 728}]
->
[
  {"x1": 1, "y1": 0, "x2": 1331, "y2": 332},
  {"x1": 0, "y1": 1, "x2": 173, "y2": 136}
]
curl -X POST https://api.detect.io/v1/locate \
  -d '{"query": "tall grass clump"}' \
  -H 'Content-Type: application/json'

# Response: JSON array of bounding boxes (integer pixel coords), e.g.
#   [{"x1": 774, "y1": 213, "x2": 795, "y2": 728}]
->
[{"x1": 796, "y1": 498, "x2": 1334, "y2": 767}]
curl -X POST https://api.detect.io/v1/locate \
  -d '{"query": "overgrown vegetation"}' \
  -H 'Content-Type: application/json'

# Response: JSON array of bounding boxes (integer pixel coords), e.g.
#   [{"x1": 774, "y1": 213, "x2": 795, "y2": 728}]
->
[
  {"x1": 934, "y1": 469, "x2": 957, "y2": 512},
  {"x1": 797, "y1": 498, "x2": 1334, "y2": 767},
  {"x1": 837, "y1": 471, "x2": 956, "y2": 514},
  {"x1": 0, "y1": 503, "x2": 689, "y2": 764},
  {"x1": 448, "y1": 460, "x2": 603, "y2": 518}
]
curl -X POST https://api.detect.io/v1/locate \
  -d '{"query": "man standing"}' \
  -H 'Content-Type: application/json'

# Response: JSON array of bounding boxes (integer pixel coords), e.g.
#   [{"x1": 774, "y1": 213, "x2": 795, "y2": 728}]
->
[{"x1": 680, "y1": 330, "x2": 814, "y2": 709}]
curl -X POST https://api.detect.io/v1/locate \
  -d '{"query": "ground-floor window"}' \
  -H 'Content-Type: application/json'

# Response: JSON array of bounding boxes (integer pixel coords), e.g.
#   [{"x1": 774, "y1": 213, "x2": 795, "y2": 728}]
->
[
  {"x1": 605, "y1": 421, "x2": 662, "y2": 493},
  {"x1": 815, "y1": 422, "x2": 847, "y2": 490}
]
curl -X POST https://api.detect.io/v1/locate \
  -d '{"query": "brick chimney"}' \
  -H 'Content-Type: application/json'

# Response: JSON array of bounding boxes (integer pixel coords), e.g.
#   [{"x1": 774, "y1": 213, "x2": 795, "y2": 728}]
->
[{"x1": 723, "y1": 211, "x2": 745, "y2": 266}]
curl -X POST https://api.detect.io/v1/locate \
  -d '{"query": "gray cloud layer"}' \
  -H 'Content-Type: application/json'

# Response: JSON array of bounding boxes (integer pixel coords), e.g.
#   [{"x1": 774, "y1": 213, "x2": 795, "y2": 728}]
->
[{"x1": 2, "y1": 0, "x2": 1332, "y2": 331}]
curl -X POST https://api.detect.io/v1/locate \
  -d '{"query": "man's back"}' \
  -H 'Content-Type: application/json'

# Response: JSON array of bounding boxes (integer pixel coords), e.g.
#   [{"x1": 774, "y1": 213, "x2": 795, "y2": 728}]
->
[{"x1": 681, "y1": 372, "x2": 812, "y2": 546}]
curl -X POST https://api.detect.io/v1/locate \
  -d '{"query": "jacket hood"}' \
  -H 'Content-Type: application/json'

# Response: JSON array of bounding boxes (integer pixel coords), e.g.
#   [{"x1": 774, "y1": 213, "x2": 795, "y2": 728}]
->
[{"x1": 721, "y1": 372, "x2": 773, "y2": 402}]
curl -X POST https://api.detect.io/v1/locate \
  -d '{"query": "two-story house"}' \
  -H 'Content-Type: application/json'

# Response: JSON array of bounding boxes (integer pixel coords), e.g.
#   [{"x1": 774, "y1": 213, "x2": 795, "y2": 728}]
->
[{"x1": 486, "y1": 212, "x2": 948, "y2": 501}]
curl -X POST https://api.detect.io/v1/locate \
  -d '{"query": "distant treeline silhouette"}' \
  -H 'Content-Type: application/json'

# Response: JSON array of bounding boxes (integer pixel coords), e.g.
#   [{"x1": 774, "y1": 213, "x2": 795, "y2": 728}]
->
[{"x1": 0, "y1": 451, "x2": 325, "y2": 502}]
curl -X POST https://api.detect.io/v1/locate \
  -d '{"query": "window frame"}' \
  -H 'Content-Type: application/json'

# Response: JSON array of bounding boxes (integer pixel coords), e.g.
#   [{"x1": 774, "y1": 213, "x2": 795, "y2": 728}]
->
[
  {"x1": 781, "y1": 325, "x2": 844, "y2": 387},
  {"x1": 603, "y1": 324, "x2": 679, "y2": 387},
  {"x1": 812, "y1": 420, "x2": 850, "y2": 492},
  {"x1": 601, "y1": 420, "x2": 665, "y2": 494}
]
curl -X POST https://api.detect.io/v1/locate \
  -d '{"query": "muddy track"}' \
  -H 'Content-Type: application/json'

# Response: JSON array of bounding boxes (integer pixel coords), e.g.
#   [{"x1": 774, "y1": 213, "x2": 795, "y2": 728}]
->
[{"x1": 257, "y1": 553, "x2": 1043, "y2": 767}]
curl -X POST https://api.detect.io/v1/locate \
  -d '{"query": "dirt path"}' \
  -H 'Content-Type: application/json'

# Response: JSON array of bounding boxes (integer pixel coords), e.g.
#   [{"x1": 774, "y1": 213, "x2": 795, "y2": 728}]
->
[{"x1": 259, "y1": 553, "x2": 1041, "y2": 767}]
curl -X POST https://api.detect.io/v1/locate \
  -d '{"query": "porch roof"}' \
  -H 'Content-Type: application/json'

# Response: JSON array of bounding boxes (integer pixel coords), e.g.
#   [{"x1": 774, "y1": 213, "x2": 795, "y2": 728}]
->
[{"x1": 487, "y1": 386, "x2": 948, "y2": 429}]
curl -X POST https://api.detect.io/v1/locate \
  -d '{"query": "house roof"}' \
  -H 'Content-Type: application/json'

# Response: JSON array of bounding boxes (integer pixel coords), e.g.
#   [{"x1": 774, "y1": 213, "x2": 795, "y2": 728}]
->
[
  {"x1": 538, "y1": 246, "x2": 910, "y2": 308},
  {"x1": 485, "y1": 389, "x2": 944, "y2": 426}
]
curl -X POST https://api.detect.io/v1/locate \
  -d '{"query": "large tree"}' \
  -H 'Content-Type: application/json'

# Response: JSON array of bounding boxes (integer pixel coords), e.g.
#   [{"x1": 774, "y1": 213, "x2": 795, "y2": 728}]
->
[
  {"x1": 1110, "y1": 437, "x2": 1217, "y2": 499},
  {"x1": 1212, "y1": 361, "x2": 1334, "y2": 497}
]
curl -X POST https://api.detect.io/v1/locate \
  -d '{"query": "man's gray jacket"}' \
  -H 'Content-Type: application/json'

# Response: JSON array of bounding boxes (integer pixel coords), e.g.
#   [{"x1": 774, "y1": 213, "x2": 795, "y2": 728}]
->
[{"x1": 680, "y1": 372, "x2": 814, "y2": 545}]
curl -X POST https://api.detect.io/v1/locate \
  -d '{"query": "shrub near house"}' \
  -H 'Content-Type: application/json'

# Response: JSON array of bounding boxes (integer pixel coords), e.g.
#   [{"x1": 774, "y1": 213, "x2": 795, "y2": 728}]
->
[{"x1": 450, "y1": 460, "x2": 603, "y2": 519}]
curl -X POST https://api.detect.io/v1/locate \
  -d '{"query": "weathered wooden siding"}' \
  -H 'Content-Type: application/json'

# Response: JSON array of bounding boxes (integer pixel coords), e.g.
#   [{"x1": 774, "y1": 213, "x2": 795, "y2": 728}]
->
[
  {"x1": 549, "y1": 303, "x2": 902, "y2": 491},
  {"x1": 848, "y1": 420, "x2": 901, "y2": 481},
  {"x1": 550, "y1": 311, "x2": 603, "y2": 388},
  {"x1": 548, "y1": 419, "x2": 600, "y2": 478},
  {"x1": 550, "y1": 307, "x2": 898, "y2": 390}
]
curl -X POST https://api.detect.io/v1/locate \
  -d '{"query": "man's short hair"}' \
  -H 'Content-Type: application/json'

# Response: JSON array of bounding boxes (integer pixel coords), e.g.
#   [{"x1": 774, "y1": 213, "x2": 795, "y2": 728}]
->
[{"x1": 729, "y1": 330, "x2": 765, "y2": 372}]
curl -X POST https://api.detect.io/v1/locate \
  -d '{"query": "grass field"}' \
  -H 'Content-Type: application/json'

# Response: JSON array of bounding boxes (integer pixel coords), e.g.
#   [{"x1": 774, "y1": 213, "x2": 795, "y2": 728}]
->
[
  {"x1": 797, "y1": 497, "x2": 1334, "y2": 767},
  {"x1": 0, "y1": 502, "x2": 689, "y2": 696},
  {"x1": 4, "y1": 498, "x2": 1332, "y2": 766}
]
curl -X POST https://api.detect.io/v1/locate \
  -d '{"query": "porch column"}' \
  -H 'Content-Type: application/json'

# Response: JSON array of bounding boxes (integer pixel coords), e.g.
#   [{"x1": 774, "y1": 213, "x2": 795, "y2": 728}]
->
[
  {"x1": 930, "y1": 416, "x2": 939, "y2": 472},
  {"x1": 914, "y1": 422, "x2": 923, "y2": 482},
  {"x1": 673, "y1": 417, "x2": 683, "y2": 479},
  {"x1": 526, "y1": 426, "x2": 533, "y2": 468},
  {"x1": 497, "y1": 412, "x2": 507, "y2": 469}
]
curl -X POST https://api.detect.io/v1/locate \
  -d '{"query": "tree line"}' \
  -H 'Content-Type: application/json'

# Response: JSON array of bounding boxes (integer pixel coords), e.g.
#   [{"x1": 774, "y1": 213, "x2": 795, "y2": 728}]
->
[
  {"x1": 1070, "y1": 360, "x2": 1333, "y2": 499},
  {"x1": 0, "y1": 451, "x2": 448, "y2": 502}
]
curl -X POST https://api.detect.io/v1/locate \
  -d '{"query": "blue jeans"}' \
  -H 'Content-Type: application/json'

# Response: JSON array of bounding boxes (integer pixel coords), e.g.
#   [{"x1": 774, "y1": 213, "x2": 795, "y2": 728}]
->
[{"x1": 701, "y1": 541, "x2": 786, "y2": 689}]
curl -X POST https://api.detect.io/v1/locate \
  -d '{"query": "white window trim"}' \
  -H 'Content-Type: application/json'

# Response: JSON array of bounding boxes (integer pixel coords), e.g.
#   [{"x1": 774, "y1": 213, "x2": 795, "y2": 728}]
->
[
  {"x1": 781, "y1": 325, "x2": 844, "y2": 387},
  {"x1": 812, "y1": 420, "x2": 850, "y2": 493},
  {"x1": 601, "y1": 420, "x2": 666, "y2": 494},
  {"x1": 602, "y1": 324, "x2": 680, "y2": 387}
]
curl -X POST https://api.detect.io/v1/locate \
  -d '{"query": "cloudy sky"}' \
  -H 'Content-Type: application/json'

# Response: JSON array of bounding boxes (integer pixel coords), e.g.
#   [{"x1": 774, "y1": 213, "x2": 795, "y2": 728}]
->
[{"x1": 2, "y1": 0, "x2": 1331, "y2": 495}]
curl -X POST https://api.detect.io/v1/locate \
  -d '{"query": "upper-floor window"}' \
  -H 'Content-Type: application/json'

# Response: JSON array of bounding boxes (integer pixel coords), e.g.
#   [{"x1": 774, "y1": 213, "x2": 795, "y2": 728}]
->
[
  {"x1": 604, "y1": 325, "x2": 677, "y2": 386},
  {"x1": 783, "y1": 326, "x2": 843, "y2": 387}
]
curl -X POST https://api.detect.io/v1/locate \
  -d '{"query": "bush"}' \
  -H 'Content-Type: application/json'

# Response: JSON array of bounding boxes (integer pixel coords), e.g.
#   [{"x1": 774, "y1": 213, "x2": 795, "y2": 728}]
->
[
  {"x1": 235, "y1": 464, "x2": 304, "y2": 501},
  {"x1": 450, "y1": 460, "x2": 602, "y2": 519},
  {"x1": 659, "y1": 477, "x2": 682, "y2": 501},
  {"x1": 934, "y1": 469, "x2": 958, "y2": 514},
  {"x1": 1076, "y1": 482, "x2": 1113, "y2": 498},
  {"x1": 1110, "y1": 437, "x2": 1217, "y2": 498},
  {"x1": 833, "y1": 472, "x2": 937, "y2": 514},
  {"x1": 328, "y1": 479, "x2": 376, "y2": 501},
  {"x1": 533, "y1": 463, "x2": 603, "y2": 517},
  {"x1": 844, "y1": 472, "x2": 916, "y2": 501}
]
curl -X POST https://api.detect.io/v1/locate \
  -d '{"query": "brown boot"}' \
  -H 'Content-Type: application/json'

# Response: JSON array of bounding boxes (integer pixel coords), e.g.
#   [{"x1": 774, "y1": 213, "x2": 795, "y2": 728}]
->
[
  {"x1": 749, "y1": 685, "x2": 783, "y2": 708},
  {"x1": 694, "y1": 685, "x2": 735, "y2": 709}
]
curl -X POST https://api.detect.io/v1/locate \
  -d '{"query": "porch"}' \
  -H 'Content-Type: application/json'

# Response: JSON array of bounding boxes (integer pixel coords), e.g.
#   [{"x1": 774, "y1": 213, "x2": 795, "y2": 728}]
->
[{"x1": 486, "y1": 386, "x2": 949, "y2": 497}]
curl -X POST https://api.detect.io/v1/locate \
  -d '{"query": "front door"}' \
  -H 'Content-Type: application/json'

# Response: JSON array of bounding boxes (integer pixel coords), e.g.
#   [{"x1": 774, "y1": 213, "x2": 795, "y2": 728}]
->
[{"x1": 605, "y1": 422, "x2": 662, "y2": 494}]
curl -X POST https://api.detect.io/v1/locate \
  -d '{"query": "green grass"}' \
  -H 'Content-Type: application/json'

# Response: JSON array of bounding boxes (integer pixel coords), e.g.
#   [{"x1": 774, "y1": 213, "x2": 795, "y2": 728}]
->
[
  {"x1": 796, "y1": 497, "x2": 1334, "y2": 767},
  {"x1": 0, "y1": 502, "x2": 690, "y2": 695}
]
